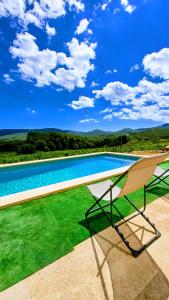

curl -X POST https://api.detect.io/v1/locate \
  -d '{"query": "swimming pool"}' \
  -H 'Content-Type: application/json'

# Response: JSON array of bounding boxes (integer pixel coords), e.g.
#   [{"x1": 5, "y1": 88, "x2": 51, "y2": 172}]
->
[{"x1": 0, "y1": 153, "x2": 139, "y2": 198}]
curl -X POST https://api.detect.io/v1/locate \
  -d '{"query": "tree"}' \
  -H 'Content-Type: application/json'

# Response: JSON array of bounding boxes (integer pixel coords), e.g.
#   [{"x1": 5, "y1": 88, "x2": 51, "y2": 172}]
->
[
  {"x1": 48, "y1": 142, "x2": 56, "y2": 151},
  {"x1": 17, "y1": 144, "x2": 36, "y2": 154},
  {"x1": 35, "y1": 140, "x2": 48, "y2": 151}
]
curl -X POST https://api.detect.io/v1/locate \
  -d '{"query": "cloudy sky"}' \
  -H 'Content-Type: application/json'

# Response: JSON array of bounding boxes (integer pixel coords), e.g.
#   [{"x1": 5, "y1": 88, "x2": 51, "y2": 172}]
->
[{"x1": 0, "y1": 0, "x2": 169, "y2": 131}]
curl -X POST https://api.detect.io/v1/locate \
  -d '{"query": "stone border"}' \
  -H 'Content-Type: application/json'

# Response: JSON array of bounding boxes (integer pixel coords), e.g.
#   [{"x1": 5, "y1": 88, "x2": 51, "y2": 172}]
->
[
  {"x1": 0, "y1": 152, "x2": 149, "y2": 210},
  {"x1": 0, "y1": 151, "x2": 142, "y2": 168}
]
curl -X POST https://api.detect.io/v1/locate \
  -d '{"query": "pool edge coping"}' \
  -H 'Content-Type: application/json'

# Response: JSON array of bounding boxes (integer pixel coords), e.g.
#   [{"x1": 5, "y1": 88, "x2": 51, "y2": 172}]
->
[{"x1": 0, "y1": 151, "x2": 143, "y2": 168}]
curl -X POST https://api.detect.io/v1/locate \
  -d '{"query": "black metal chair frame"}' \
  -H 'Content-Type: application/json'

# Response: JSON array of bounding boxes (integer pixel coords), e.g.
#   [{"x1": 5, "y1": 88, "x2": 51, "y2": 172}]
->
[
  {"x1": 146, "y1": 168, "x2": 169, "y2": 190},
  {"x1": 85, "y1": 173, "x2": 161, "y2": 257}
]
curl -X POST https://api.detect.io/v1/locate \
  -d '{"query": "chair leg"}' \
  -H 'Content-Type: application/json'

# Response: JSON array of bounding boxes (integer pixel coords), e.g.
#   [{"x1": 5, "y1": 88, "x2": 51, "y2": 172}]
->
[
  {"x1": 112, "y1": 191, "x2": 161, "y2": 257},
  {"x1": 85, "y1": 187, "x2": 161, "y2": 257},
  {"x1": 85, "y1": 197, "x2": 113, "y2": 224}
]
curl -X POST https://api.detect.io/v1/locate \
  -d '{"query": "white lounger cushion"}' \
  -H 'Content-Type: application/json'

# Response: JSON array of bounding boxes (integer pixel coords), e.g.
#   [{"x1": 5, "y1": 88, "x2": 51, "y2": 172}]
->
[
  {"x1": 87, "y1": 179, "x2": 121, "y2": 201},
  {"x1": 154, "y1": 166, "x2": 169, "y2": 177}
]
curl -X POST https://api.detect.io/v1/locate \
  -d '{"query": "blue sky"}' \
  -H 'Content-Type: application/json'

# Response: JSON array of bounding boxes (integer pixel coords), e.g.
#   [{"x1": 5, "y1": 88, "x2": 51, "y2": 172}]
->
[{"x1": 0, "y1": 0, "x2": 169, "y2": 131}]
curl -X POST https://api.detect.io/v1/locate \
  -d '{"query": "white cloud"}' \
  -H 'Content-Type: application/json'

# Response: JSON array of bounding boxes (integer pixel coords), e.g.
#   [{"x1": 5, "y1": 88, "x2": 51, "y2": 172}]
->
[
  {"x1": 90, "y1": 81, "x2": 99, "y2": 87},
  {"x1": 113, "y1": 7, "x2": 121, "y2": 14},
  {"x1": 120, "y1": 0, "x2": 136, "y2": 13},
  {"x1": 0, "y1": 0, "x2": 84, "y2": 29},
  {"x1": 75, "y1": 18, "x2": 89, "y2": 35},
  {"x1": 138, "y1": 77, "x2": 169, "y2": 95},
  {"x1": 0, "y1": 0, "x2": 25, "y2": 19},
  {"x1": 93, "y1": 47, "x2": 169, "y2": 123},
  {"x1": 103, "y1": 114, "x2": 113, "y2": 120},
  {"x1": 26, "y1": 107, "x2": 36, "y2": 114},
  {"x1": 79, "y1": 118, "x2": 99, "y2": 123},
  {"x1": 46, "y1": 24, "x2": 56, "y2": 37},
  {"x1": 93, "y1": 78, "x2": 169, "y2": 118},
  {"x1": 10, "y1": 32, "x2": 58, "y2": 87},
  {"x1": 26, "y1": 0, "x2": 66, "y2": 25},
  {"x1": 54, "y1": 38, "x2": 97, "y2": 90},
  {"x1": 10, "y1": 32, "x2": 97, "y2": 91},
  {"x1": 69, "y1": 96, "x2": 95, "y2": 110},
  {"x1": 130, "y1": 63, "x2": 139, "y2": 73},
  {"x1": 101, "y1": 3, "x2": 108, "y2": 10},
  {"x1": 100, "y1": 108, "x2": 113, "y2": 114},
  {"x1": 67, "y1": 0, "x2": 84, "y2": 12},
  {"x1": 93, "y1": 81, "x2": 139, "y2": 105},
  {"x1": 96, "y1": 0, "x2": 136, "y2": 14},
  {"x1": 105, "y1": 69, "x2": 118, "y2": 74},
  {"x1": 105, "y1": 70, "x2": 112, "y2": 74},
  {"x1": 143, "y1": 48, "x2": 169, "y2": 80},
  {"x1": 56, "y1": 88, "x2": 63, "y2": 92},
  {"x1": 3, "y1": 73, "x2": 14, "y2": 84},
  {"x1": 101, "y1": 0, "x2": 112, "y2": 10},
  {"x1": 113, "y1": 106, "x2": 169, "y2": 123},
  {"x1": 87, "y1": 29, "x2": 93, "y2": 35}
]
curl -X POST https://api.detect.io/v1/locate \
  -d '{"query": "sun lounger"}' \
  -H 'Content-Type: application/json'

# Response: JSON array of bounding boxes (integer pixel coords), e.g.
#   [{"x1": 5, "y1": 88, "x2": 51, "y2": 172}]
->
[{"x1": 86, "y1": 153, "x2": 168, "y2": 257}]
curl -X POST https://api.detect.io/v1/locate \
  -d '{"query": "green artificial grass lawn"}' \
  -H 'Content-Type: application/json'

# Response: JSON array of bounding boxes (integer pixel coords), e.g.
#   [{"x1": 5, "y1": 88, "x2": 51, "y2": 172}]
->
[{"x1": 0, "y1": 161, "x2": 168, "y2": 292}]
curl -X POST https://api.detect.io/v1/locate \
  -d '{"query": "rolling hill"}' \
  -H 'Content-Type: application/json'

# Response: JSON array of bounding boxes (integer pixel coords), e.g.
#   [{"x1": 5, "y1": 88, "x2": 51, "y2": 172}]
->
[{"x1": 0, "y1": 123, "x2": 168, "y2": 140}]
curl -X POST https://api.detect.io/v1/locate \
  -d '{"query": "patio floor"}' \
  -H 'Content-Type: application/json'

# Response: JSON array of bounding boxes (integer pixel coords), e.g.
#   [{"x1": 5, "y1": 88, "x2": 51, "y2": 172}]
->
[{"x1": 0, "y1": 193, "x2": 169, "y2": 300}]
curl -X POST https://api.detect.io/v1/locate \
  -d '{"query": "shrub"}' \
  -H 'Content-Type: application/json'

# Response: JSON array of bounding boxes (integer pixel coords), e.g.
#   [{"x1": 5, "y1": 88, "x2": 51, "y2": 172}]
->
[
  {"x1": 48, "y1": 142, "x2": 56, "y2": 151},
  {"x1": 43, "y1": 145, "x2": 49, "y2": 152},
  {"x1": 0, "y1": 141, "x2": 23, "y2": 152},
  {"x1": 35, "y1": 140, "x2": 48, "y2": 151},
  {"x1": 17, "y1": 144, "x2": 36, "y2": 154}
]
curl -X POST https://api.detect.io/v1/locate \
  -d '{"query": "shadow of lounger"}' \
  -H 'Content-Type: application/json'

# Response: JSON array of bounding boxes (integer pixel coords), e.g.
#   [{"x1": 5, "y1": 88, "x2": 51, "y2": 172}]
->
[{"x1": 81, "y1": 213, "x2": 169, "y2": 300}]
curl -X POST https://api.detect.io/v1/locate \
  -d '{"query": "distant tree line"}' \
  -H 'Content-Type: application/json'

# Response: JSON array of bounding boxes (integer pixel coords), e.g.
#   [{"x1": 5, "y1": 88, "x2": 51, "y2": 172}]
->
[
  {"x1": 0, "y1": 131, "x2": 129, "y2": 154},
  {"x1": 131, "y1": 128, "x2": 169, "y2": 141}
]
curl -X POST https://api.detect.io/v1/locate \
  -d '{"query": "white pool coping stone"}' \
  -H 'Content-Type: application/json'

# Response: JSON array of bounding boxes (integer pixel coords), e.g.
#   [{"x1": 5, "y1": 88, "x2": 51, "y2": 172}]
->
[
  {"x1": 0, "y1": 151, "x2": 154, "y2": 210},
  {"x1": 0, "y1": 151, "x2": 143, "y2": 168}
]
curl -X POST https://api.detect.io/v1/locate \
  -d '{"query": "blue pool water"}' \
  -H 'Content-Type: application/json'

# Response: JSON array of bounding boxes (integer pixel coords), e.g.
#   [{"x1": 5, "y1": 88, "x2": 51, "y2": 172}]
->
[{"x1": 0, "y1": 154, "x2": 139, "y2": 197}]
